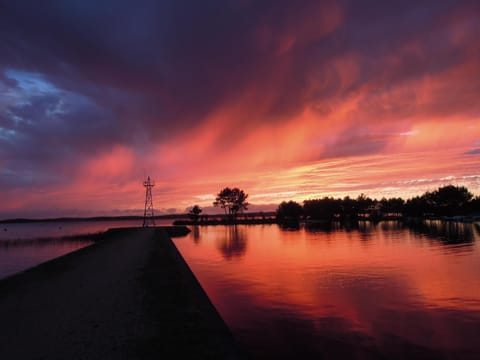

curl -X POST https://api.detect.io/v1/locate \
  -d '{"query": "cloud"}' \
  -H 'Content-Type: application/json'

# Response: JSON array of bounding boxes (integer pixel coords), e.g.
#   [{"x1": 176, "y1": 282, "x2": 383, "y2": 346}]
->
[
  {"x1": 0, "y1": 70, "x2": 121, "y2": 190},
  {"x1": 2, "y1": 1, "x2": 479, "y2": 134},
  {"x1": 464, "y1": 148, "x2": 480, "y2": 155},
  {"x1": 1, "y1": 0, "x2": 480, "y2": 217}
]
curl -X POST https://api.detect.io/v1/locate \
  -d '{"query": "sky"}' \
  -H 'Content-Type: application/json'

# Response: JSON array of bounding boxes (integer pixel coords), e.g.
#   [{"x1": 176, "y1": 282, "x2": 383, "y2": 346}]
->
[{"x1": 1, "y1": 0, "x2": 480, "y2": 219}]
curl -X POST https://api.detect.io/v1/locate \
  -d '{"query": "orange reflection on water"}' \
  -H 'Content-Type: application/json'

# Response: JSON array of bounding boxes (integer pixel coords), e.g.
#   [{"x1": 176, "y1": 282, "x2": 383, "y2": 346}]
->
[{"x1": 175, "y1": 222, "x2": 480, "y2": 359}]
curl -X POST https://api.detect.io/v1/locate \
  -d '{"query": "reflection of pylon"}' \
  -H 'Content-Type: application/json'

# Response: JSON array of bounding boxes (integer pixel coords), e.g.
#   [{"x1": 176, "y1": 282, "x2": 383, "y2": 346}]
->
[{"x1": 143, "y1": 176, "x2": 155, "y2": 227}]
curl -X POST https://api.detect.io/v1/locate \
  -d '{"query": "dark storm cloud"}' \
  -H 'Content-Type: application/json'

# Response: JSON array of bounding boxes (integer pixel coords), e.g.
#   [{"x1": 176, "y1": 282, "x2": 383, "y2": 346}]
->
[
  {"x1": 3, "y1": 1, "x2": 478, "y2": 113},
  {"x1": 0, "y1": 0, "x2": 342, "y2": 173}
]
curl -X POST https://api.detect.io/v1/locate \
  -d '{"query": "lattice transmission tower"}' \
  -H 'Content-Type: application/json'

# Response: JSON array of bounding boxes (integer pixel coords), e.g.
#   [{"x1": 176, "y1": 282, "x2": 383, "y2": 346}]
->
[{"x1": 143, "y1": 176, "x2": 155, "y2": 227}]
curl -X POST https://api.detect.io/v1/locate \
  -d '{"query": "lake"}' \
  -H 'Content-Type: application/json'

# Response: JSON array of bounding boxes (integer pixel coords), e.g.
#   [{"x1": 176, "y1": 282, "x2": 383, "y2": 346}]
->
[
  {"x1": 173, "y1": 221, "x2": 480, "y2": 360},
  {"x1": 1, "y1": 219, "x2": 479, "y2": 359}
]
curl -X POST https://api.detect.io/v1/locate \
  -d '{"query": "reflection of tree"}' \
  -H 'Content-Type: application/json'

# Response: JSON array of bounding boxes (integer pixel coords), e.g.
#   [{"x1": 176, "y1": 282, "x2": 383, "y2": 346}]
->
[
  {"x1": 192, "y1": 225, "x2": 200, "y2": 244},
  {"x1": 304, "y1": 221, "x2": 334, "y2": 234},
  {"x1": 357, "y1": 221, "x2": 376, "y2": 241},
  {"x1": 379, "y1": 220, "x2": 404, "y2": 232},
  {"x1": 216, "y1": 225, "x2": 248, "y2": 260},
  {"x1": 408, "y1": 220, "x2": 475, "y2": 245}
]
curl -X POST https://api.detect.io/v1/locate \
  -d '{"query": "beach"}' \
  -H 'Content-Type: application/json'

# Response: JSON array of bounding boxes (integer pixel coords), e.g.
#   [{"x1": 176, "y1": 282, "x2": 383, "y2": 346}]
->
[{"x1": 0, "y1": 227, "x2": 245, "y2": 359}]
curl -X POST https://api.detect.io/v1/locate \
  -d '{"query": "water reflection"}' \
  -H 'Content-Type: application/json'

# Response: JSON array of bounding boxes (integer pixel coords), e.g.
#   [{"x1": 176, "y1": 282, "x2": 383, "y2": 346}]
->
[
  {"x1": 175, "y1": 222, "x2": 480, "y2": 360},
  {"x1": 408, "y1": 220, "x2": 476, "y2": 245},
  {"x1": 305, "y1": 220, "x2": 379, "y2": 236},
  {"x1": 233, "y1": 274, "x2": 480, "y2": 359},
  {"x1": 0, "y1": 236, "x2": 94, "y2": 279},
  {"x1": 304, "y1": 221, "x2": 334, "y2": 233},
  {"x1": 379, "y1": 220, "x2": 404, "y2": 232},
  {"x1": 304, "y1": 220, "x2": 478, "y2": 247},
  {"x1": 0, "y1": 236, "x2": 94, "y2": 249},
  {"x1": 192, "y1": 225, "x2": 200, "y2": 244},
  {"x1": 216, "y1": 225, "x2": 248, "y2": 260}
]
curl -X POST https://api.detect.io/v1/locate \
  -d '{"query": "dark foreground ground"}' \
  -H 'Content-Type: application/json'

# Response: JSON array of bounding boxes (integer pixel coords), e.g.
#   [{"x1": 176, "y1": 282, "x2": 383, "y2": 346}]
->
[{"x1": 0, "y1": 227, "x2": 246, "y2": 359}]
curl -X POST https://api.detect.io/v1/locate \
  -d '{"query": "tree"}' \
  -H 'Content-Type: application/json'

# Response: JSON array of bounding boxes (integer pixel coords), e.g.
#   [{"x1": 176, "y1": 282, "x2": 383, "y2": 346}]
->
[
  {"x1": 213, "y1": 187, "x2": 249, "y2": 222},
  {"x1": 303, "y1": 197, "x2": 341, "y2": 221},
  {"x1": 188, "y1": 205, "x2": 202, "y2": 224},
  {"x1": 404, "y1": 195, "x2": 429, "y2": 217},
  {"x1": 468, "y1": 196, "x2": 480, "y2": 214},
  {"x1": 356, "y1": 193, "x2": 375, "y2": 218},
  {"x1": 379, "y1": 197, "x2": 405, "y2": 217},
  {"x1": 341, "y1": 196, "x2": 357, "y2": 220},
  {"x1": 276, "y1": 201, "x2": 303, "y2": 227},
  {"x1": 430, "y1": 185, "x2": 473, "y2": 216}
]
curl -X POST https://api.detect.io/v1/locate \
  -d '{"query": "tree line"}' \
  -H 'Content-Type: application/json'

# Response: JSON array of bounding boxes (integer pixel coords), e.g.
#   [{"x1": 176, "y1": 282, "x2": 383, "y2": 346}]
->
[
  {"x1": 181, "y1": 185, "x2": 479, "y2": 226},
  {"x1": 276, "y1": 185, "x2": 480, "y2": 224}
]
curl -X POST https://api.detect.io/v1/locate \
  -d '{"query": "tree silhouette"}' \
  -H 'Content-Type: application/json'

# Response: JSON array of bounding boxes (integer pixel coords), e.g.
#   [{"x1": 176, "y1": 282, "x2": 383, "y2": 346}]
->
[
  {"x1": 213, "y1": 187, "x2": 249, "y2": 222},
  {"x1": 404, "y1": 195, "x2": 429, "y2": 217},
  {"x1": 379, "y1": 197, "x2": 405, "y2": 217},
  {"x1": 303, "y1": 197, "x2": 341, "y2": 221},
  {"x1": 276, "y1": 201, "x2": 303, "y2": 227},
  {"x1": 430, "y1": 185, "x2": 473, "y2": 216},
  {"x1": 341, "y1": 196, "x2": 357, "y2": 220},
  {"x1": 468, "y1": 196, "x2": 480, "y2": 214},
  {"x1": 188, "y1": 205, "x2": 202, "y2": 224},
  {"x1": 356, "y1": 193, "x2": 374, "y2": 216}
]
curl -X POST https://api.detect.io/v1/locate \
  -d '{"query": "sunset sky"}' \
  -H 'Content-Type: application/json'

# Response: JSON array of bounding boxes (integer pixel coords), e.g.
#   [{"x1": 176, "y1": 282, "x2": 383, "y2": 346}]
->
[{"x1": 1, "y1": 0, "x2": 480, "y2": 219}]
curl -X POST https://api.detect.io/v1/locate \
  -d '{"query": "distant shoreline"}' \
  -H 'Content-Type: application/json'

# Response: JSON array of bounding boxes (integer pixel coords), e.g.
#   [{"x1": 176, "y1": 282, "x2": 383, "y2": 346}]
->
[
  {"x1": 0, "y1": 215, "x2": 179, "y2": 224},
  {"x1": 0, "y1": 212, "x2": 277, "y2": 224}
]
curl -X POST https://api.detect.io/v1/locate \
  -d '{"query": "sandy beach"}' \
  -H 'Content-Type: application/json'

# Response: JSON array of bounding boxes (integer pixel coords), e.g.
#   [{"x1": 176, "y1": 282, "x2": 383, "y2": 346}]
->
[{"x1": 0, "y1": 227, "x2": 245, "y2": 359}]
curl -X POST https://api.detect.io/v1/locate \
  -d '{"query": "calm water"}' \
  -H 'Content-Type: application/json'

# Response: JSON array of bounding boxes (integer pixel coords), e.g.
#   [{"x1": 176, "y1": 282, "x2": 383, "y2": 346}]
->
[
  {"x1": 0, "y1": 219, "x2": 172, "y2": 279},
  {"x1": 174, "y1": 221, "x2": 480, "y2": 360}
]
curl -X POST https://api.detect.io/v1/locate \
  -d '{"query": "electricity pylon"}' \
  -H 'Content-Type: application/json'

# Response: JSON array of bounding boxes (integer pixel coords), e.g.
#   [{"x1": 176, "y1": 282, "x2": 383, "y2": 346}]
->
[{"x1": 143, "y1": 176, "x2": 155, "y2": 227}]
